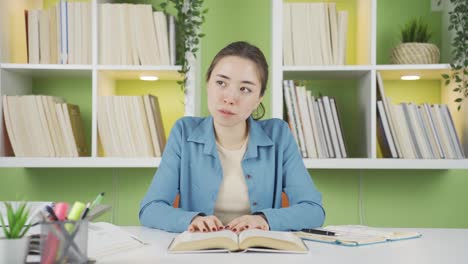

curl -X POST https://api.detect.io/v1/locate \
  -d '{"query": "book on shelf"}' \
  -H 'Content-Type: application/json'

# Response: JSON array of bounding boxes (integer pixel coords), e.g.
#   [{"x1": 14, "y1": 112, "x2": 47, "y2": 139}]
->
[
  {"x1": 295, "y1": 225, "x2": 421, "y2": 247},
  {"x1": 376, "y1": 72, "x2": 401, "y2": 158},
  {"x1": 283, "y1": 2, "x2": 348, "y2": 65},
  {"x1": 99, "y1": 3, "x2": 174, "y2": 65},
  {"x1": 2, "y1": 95, "x2": 87, "y2": 157},
  {"x1": 97, "y1": 95, "x2": 165, "y2": 157},
  {"x1": 377, "y1": 100, "x2": 398, "y2": 158},
  {"x1": 168, "y1": 229, "x2": 308, "y2": 253},
  {"x1": 283, "y1": 81, "x2": 348, "y2": 159},
  {"x1": 25, "y1": 0, "x2": 91, "y2": 64}
]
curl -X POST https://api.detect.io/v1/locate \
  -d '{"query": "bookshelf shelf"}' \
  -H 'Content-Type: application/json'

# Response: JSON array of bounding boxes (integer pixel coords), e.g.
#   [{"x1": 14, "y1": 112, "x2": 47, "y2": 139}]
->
[
  {"x1": 283, "y1": 65, "x2": 372, "y2": 80},
  {"x1": 303, "y1": 158, "x2": 468, "y2": 170},
  {"x1": 0, "y1": 63, "x2": 93, "y2": 77},
  {"x1": 2, "y1": 157, "x2": 465, "y2": 170},
  {"x1": 0, "y1": 157, "x2": 161, "y2": 168}
]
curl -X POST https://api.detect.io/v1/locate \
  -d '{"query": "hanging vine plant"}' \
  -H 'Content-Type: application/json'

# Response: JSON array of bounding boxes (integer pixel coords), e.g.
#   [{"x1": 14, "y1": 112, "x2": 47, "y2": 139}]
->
[
  {"x1": 160, "y1": 0, "x2": 208, "y2": 92},
  {"x1": 442, "y1": 0, "x2": 468, "y2": 111}
]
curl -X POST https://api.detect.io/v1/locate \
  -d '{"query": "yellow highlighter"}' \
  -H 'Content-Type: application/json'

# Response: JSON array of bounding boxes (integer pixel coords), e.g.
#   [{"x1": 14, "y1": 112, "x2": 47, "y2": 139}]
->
[{"x1": 65, "y1": 201, "x2": 86, "y2": 233}]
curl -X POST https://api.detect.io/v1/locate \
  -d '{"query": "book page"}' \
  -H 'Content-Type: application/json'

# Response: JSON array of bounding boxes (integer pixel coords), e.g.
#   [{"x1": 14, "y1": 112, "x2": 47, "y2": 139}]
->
[
  {"x1": 238, "y1": 229, "x2": 307, "y2": 252},
  {"x1": 169, "y1": 230, "x2": 239, "y2": 252}
]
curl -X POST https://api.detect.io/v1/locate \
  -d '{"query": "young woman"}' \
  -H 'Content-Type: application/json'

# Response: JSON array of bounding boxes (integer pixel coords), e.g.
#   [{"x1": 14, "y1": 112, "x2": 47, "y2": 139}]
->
[{"x1": 139, "y1": 41, "x2": 325, "y2": 233}]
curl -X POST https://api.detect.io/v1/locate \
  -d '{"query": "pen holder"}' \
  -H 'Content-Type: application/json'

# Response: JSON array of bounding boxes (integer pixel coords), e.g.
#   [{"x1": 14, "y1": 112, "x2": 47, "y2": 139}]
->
[{"x1": 39, "y1": 220, "x2": 88, "y2": 264}]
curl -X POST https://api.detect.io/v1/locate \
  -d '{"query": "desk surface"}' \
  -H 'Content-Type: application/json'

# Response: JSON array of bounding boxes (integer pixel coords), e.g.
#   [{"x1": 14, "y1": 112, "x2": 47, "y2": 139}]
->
[{"x1": 96, "y1": 227, "x2": 468, "y2": 264}]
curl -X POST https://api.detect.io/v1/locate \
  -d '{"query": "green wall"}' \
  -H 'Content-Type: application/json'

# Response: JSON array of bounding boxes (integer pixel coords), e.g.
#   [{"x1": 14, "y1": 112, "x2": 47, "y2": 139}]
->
[{"x1": 1, "y1": 0, "x2": 467, "y2": 228}]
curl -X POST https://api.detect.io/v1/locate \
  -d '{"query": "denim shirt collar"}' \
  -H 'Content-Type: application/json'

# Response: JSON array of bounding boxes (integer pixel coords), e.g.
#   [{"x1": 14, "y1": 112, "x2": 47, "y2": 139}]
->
[{"x1": 187, "y1": 116, "x2": 274, "y2": 159}]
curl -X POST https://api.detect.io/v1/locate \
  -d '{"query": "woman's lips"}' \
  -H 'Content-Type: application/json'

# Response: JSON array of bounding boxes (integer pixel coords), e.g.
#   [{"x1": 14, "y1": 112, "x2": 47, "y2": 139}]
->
[{"x1": 219, "y1": 109, "x2": 235, "y2": 115}]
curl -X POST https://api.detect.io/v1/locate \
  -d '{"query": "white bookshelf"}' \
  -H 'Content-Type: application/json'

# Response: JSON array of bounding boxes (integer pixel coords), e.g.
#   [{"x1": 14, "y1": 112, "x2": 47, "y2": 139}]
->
[
  {"x1": 271, "y1": 0, "x2": 468, "y2": 169},
  {"x1": 0, "y1": 0, "x2": 199, "y2": 167}
]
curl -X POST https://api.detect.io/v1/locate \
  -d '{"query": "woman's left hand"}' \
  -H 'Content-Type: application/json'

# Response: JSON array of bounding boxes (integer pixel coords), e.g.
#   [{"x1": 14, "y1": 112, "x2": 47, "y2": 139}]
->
[{"x1": 225, "y1": 214, "x2": 269, "y2": 233}]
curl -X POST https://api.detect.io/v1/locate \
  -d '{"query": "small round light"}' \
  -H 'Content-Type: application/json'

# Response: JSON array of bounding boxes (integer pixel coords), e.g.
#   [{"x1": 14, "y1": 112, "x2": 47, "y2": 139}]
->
[
  {"x1": 140, "y1": 75, "x2": 159, "y2": 81},
  {"x1": 400, "y1": 75, "x2": 420, "y2": 80}
]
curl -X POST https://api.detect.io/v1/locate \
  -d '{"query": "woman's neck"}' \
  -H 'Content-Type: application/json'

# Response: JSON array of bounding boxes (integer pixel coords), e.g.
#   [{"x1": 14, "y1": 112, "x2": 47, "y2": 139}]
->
[{"x1": 214, "y1": 121, "x2": 248, "y2": 150}]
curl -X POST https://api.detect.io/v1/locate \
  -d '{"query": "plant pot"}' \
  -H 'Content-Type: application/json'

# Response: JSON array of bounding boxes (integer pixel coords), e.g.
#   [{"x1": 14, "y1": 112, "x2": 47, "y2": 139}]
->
[
  {"x1": 391, "y1": 43, "x2": 440, "y2": 64},
  {"x1": 0, "y1": 236, "x2": 30, "y2": 264}
]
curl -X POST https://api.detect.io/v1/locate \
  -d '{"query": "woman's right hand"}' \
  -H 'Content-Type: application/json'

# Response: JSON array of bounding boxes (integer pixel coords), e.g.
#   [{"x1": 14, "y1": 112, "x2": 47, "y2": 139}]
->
[{"x1": 188, "y1": 215, "x2": 224, "y2": 232}]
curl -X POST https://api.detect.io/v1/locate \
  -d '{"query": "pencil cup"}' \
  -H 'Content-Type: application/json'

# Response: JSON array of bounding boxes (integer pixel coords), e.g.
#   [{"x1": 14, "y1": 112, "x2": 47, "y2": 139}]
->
[{"x1": 40, "y1": 220, "x2": 88, "y2": 264}]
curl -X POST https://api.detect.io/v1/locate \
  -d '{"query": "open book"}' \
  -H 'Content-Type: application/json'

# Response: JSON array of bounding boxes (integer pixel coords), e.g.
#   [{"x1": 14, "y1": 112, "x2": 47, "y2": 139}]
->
[
  {"x1": 168, "y1": 229, "x2": 308, "y2": 253},
  {"x1": 295, "y1": 225, "x2": 421, "y2": 246}
]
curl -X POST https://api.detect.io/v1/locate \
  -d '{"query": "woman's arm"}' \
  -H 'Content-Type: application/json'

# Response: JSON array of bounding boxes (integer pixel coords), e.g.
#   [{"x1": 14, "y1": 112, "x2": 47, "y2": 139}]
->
[
  {"x1": 139, "y1": 119, "x2": 203, "y2": 232},
  {"x1": 255, "y1": 121, "x2": 326, "y2": 231}
]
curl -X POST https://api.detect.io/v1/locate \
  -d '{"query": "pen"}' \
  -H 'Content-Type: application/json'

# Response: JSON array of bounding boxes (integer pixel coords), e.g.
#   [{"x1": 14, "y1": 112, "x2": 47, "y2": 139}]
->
[
  {"x1": 80, "y1": 202, "x2": 91, "y2": 220},
  {"x1": 89, "y1": 192, "x2": 105, "y2": 211},
  {"x1": 45, "y1": 205, "x2": 59, "y2": 221},
  {"x1": 301, "y1": 228, "x2": 336, "y2": 236}
]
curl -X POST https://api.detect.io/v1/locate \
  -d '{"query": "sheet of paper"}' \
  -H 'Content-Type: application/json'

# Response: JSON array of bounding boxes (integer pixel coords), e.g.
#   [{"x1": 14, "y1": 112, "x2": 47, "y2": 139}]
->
[{"x1": 88, "y1": 222, "x2": 147, "y2": 259}]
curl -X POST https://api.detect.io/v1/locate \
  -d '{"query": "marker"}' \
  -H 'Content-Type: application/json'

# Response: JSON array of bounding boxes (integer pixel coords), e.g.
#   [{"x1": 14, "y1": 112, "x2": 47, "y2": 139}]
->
[
  {"x1": 54, "y1": 202, "x2": 69, "y2": 221},
  {"x1": 65, "y1": 202, "x2": 86, "y2": 233}
]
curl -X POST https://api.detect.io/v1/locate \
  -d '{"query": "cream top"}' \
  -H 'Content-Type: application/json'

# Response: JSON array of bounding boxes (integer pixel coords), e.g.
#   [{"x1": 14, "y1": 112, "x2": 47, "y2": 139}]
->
[{"x1": 213, "y1": 139, "x2": 251, "y2": 225}]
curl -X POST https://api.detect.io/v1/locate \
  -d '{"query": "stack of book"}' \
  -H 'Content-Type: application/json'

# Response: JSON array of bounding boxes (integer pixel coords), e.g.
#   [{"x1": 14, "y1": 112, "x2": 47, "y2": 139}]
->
[
  {"x1": 97, "y1": 95, "x2": 166, "y2": 157},
  {"x1": 2, "y1": 95, "x2": 88, "y2": 157},
  {"x1": 376, "y1": 72, "x2": 465, "y2": 159},
  {"x1": 99, "y1": 3, "x2": 175, "y2": 65},
  {"x1": 283, "y1": 80, "x2": 347, "y2": 159},
  {"x1": 26, "y1": 0, "x2": 92, "y2": 64},
  {"x1": 283, "y1": 2, "x2": 348, "y2": 65}
]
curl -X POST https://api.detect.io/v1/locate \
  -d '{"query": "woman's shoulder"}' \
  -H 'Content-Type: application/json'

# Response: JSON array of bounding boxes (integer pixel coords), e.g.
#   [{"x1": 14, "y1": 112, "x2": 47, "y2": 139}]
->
[
  {"x1": 254, "y1": 118, "x2": 291, "y2": 138},
  {"x1": 174, "y1": 116, "x2": 207, "y2": 128}
]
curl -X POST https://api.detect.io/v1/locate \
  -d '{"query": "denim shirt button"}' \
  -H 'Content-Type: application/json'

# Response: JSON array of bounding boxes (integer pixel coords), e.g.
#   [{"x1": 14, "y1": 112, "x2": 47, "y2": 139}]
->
[
  {"x1": 246, "y1": 174, "x2": 252, "y2": 179},
  {"x1": 253, "y1": 202, "x2": 257, "y2": 206}
]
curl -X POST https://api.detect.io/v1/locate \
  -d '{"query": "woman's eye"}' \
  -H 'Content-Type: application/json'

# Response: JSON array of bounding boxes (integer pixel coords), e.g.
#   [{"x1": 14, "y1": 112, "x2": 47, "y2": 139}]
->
[
  {"x1": 216, "y1": 80, "x2": 226, "y2": 87},
  {"x1": 240, "y1": 87, "x2": 252, "y2": 93}
]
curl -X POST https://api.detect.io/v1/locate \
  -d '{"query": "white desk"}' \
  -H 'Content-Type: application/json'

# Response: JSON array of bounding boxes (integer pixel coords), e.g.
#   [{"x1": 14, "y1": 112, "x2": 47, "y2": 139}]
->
[{"x1": 95, "y1": 227, "x2": 468, "y2": 264}]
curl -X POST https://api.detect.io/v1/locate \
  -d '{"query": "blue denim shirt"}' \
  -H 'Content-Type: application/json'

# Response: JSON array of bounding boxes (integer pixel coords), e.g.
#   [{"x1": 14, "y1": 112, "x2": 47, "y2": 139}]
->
[{"x1": 139, "y1": 116, "x2": 325, "y2": 233}]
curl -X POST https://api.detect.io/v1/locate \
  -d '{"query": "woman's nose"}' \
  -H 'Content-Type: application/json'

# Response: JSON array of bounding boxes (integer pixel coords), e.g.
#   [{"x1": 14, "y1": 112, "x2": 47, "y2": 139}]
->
[{"x1": 223, "y1": 89, "x2": 238, "y2": 105}]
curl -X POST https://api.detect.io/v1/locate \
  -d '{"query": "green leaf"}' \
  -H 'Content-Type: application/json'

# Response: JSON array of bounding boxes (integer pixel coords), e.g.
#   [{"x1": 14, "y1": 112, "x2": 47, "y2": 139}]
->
[
  {"x1": 442, "y1": 74, "x2": 450, "y2": 79},
  {"x1": 0, "y1": 213, "x2": 11, "y2": 238},
  {"x1": 445, "y1": 79, "x2": 451, "y2": 85},
  {"x1": 458, "y1": 105, "x2": 461, "y2": 111},
  {"x1": 455, "y1": 98, "x2": 463, "y2": 102},
  {"x1": 14, "y1": 203, "x2": 26, "y2": 222},
  {"x1": 453, "y1": 88, "x2": 460, "y2": 92},
  {"x1": 10, "y1": 209, "x2": 29, "y2": 238},
  {"x1": 6, "y1": 203, "x2": 14, "y2": 229}
]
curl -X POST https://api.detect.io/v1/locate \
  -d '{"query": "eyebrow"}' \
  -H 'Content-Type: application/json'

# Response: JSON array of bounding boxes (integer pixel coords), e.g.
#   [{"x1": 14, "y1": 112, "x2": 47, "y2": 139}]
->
[{"x1": 215, "y1": 74, "x2": 257, "y2": 86}]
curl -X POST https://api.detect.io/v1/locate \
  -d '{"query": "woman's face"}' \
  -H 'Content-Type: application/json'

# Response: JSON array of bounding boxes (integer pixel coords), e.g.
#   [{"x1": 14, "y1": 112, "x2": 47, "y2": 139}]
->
[{"x1": 207, "y1": 56, "x2": 263, "y2": 129}]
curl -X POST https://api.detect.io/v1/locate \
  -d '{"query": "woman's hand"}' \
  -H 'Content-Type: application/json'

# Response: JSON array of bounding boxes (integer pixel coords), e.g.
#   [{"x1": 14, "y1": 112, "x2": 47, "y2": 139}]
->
[
  {"x1": 225, "y1": 214, "x2": 269, "y2": 233},
  {"x1": 188, "y1": 215, "x2": 224, "y2": 232}
]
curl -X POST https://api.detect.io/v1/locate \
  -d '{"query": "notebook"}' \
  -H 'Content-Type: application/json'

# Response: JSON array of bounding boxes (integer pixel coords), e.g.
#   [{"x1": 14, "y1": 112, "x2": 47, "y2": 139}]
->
[{"x1": 294, "y1": 225, "x2": 421, "y2": 246}]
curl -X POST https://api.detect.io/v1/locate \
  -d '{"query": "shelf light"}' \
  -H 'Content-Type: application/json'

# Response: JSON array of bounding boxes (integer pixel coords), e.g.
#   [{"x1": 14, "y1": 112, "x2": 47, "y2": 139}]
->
[
  {"x1": 140, "y1": 75, "x2": 159, "y2": 81},
  {"x1": 400, "y1": 75, "x2": 420, "y2": 80}
]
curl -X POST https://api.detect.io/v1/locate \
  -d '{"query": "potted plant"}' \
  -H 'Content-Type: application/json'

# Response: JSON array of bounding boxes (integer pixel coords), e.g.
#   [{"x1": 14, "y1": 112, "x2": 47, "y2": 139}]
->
[
  {"x1": 0, "y1": 202, "x2": 31, "y2": 264},
  {"x1": 391, "y1": 17, "x2": 440, "y2": 64},
  {"x1": 442, "y1": 0, "x2": 468, "y2": 111}
]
